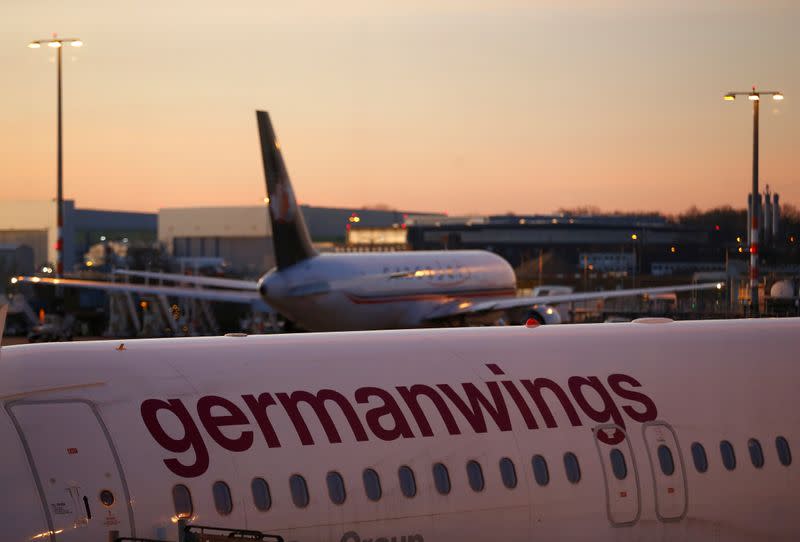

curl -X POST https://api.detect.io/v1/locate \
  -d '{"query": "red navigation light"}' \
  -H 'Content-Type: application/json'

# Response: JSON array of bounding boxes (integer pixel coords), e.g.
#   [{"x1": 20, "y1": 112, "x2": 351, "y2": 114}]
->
[
  {"x1": 525, "y1": 318, "x2": 540, "y2": 328},
  {"x1": 714, "y1": 225, "x2": 720, "y2": 231}
]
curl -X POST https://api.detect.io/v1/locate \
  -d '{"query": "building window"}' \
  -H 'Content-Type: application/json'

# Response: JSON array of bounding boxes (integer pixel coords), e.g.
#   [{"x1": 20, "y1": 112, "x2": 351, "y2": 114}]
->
[
  {"x1": 433, "y1": 463, "x2": 451, "y2": 495},
  {"x1": 657, "y1": 445, "x2": 675, "y2": 476},
  {"x1": 499, "y1": 457, "x2": 517, "y2": 489},
  {"x1": 532, "y1": 455, "x2": 549, "y2": 486},
  {"x1": 251, "y1": 478, "x2": 271, "y2": 512},
  {"x1": 172, "y1": 484, "x2": 193, "y2": 518},
  {"x1": 290, "y1": 474, "x2": 310, "y2": 508},
  {"x1": 212, "y1": 481, "x2": 233, "y2": 516},
  {"x1": 720, "y1": 440, "x2": 736, "y2": 471},
  {"x1": 363, "y1": 468, "x2": 382, "y2": 502},
  {"x1": 466, "y1": 460, "x2": 485, "y2": 492},
  {"x1": 748, "y1": 439, "x2": 765, "y2": 469},
  {"x1": 609, "y1": 449, "x2": 628, "y2": 480},
  {"x1": 563, "y1": 453, "x2": 581, "y2": 484},
  {"x1": 691, "y1": 442, "x2": 708, "y2": 473},
  {"x1": 398, "y1": 466, "x2": 417, "y2": 498},
  {"x1": 776, "y1": 436, "x2": 792, "y2": 466}
]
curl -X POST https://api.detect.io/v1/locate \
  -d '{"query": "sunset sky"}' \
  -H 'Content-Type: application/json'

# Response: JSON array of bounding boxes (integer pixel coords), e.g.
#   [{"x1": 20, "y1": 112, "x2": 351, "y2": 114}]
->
[{"x1": 1, "y1": 1, "x2": 797, "y2": 216}]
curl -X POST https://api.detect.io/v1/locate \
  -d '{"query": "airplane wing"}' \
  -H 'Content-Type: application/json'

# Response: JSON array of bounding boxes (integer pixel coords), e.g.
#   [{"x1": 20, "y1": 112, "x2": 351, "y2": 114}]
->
[
  {"x1": 113, "y1": 269, "x2": 259, "y2": 290},
  {"x1": 423, "y1": 282, "x2": 724, "y2": 322},
  {"x1": 13, "y1": 276, "x2": 267, "y2": 306}
]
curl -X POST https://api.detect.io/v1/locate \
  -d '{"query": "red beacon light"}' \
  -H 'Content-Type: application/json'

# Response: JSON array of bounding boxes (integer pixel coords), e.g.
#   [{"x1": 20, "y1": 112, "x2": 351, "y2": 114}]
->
[{"x1": 525, "y1": 318, "x2": 540, "y2": 328}]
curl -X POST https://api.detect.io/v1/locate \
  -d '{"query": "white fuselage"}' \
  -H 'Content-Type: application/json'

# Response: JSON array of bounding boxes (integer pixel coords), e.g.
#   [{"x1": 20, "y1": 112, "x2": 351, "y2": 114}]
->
[
  {"x1": 1, "y1": 318, "x2": 797, "y2": 542},
  {"x1": 258, "y1": 250, "x2": 518, "y2": 331}
]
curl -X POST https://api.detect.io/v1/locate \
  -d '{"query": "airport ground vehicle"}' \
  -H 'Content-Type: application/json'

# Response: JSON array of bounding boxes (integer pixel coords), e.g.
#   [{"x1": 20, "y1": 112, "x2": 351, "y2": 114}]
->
[{"x1": 0, "y1": 314, "x2": 797, "y2": 541}]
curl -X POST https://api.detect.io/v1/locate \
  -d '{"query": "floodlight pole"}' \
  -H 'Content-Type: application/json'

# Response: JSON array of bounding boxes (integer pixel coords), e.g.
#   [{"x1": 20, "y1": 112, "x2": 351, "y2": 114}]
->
[
  {"x1": 56, "y1": 43, "x2": 63, "y2": 278},
  {"x1": 724, "y1": 88, "x2": 784, "y2": 316}
]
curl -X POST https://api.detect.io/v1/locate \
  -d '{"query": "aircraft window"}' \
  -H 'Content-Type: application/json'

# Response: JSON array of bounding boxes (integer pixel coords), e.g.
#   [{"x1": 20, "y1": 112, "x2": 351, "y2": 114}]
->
[
  {"x1": 433, "y1": 463, "x2": 451, "y2": 495},
  {"x1": 327, "y1": 471, "x2": 347, "y2": 505},
  {"x1": 657, "y1": 445, "x2": 675, "y2": 476},
  {"x1": 691, "y1": 442, "x2": 708, "y2": 473},
  {"x1": 290, "y1": 474, "x2": 310, "y2": 508},
  {"x1": 748, "y1": 439, "x2": 765, "y2": 469},
  {"x1": 776, "y1": 436, "x2": 792, "y2": 466},
  {"x1": 532, "y1": 455, "x2": 550, "y2": 486},
  {"x1": 251, "y1": 478, "x2": 271, "y2": 511},
  {"x1": 466, "y1": 460, "x2": 485, "y2": 492},
  {"x1": 212, "y1": 481, "x2": 233, "y2": 516},
  {"x1": 499, "y1": 457, "x2": 517, "y2": 489},
  {"x1": 398, "y1": 466, "x2": 417, "y2": 498},
  {"x1": 172, "y1": 484, "x2": 193, "y2": 518},
  {"x1": 609, "y1": 449, "x2": 628, "y2": 480},
  {"x1": 563, "y1": 452, "x2": 581, "y2": 484},
  {"x1": 363, "y1": 468, "x2": 382, "y2": 502},
  {"x1": 99, "y1": 490, "x2": 115, "y2": 507},
  {"x1": 720, "y1": 440, "x2": 736, "y2": 471}
]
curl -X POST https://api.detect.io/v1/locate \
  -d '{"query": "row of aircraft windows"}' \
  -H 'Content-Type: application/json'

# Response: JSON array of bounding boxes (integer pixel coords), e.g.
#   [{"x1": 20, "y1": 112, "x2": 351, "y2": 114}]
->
[
  {"x1": 171, "y1": 437, "x2": 792, "y2": 518},
  {"x1": 171, "y1": 453, "x2": 583, "y2": 517},
  {"x1": 689, "y1": 436, "x2": 792, "y2": 473}
]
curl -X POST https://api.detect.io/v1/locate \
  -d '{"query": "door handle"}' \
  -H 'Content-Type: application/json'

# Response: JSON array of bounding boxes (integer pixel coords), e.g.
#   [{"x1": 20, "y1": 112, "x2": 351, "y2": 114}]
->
[{"x1": 83, "y1": 495, "x2": 92, "y2": 520}]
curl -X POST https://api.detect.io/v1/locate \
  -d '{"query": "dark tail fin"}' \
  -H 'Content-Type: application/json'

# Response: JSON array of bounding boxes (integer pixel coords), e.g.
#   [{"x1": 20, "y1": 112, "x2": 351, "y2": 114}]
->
[{"x1": 256, "y1": 111, "x2": 317, "y2": 269}]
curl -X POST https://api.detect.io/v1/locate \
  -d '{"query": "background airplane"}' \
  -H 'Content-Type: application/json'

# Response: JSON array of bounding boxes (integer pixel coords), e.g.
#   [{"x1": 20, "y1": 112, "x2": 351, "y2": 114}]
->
[{"x1": 15, "y1": 111, "x2": 724, "y2": 332}]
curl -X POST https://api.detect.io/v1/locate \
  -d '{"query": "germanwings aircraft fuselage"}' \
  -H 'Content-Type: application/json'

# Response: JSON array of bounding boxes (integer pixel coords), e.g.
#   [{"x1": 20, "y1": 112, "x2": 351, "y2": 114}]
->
[{"x1": 1, "y1": 318, "x2": 797, "y2": 541}]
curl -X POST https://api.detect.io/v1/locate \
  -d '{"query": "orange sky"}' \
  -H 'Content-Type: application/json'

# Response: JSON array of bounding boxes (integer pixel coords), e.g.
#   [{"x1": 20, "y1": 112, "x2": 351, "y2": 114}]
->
[{"x1": 1, "y1": 1, "x2": 798, "y2": 216}]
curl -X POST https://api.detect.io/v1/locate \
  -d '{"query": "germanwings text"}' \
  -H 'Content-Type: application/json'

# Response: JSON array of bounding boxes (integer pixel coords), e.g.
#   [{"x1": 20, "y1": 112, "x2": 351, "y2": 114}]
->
[{"x1": 140, "y1": 366, "x2": 657, "y2": 477}]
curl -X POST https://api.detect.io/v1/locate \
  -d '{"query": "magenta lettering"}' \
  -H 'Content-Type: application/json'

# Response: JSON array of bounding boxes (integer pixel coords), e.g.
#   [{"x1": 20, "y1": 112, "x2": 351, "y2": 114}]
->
[{"x1": 140, "y1": 370, "x2": 659, "y2": 477}]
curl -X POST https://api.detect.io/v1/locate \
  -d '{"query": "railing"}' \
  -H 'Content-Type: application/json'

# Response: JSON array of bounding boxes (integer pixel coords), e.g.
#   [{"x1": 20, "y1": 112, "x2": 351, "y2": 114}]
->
[{"x1": 112, "y1": 522, "x2": 284, "y2": 542}]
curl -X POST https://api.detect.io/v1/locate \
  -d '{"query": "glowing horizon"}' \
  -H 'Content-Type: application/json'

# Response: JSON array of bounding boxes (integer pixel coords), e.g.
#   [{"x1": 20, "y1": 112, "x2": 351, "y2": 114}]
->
[{"x1": 2, "y1": 1, "x2": 798, "y2": 216}]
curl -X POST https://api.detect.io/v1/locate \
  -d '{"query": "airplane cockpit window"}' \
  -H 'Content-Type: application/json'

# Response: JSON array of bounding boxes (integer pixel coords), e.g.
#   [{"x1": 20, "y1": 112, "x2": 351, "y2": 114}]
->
[
  {"x1": 172, "y1": 484, "x2": 193, "y2": 519},
  {"x1": 532, "y1": 455, "x2": 550, "y2": 486},
  {"x1": 609, "y1": 449, "x2": 628, "y2": 480},
  {"x1": 563, "y1": 452, "x2": 581, "y2": 484},
  {"x1": 466, "y1": 460, "x2": 485, "y2": 492},
  {"x1": 499, "y1": 457, "x2": 517, "y2": 489},
  {"x1": 720, "y1": 440, "x2": 737, "y2": 471},
  {"x1": 327, "y1": 471, "x2": 347, "y2": 505},
  {"x1": 691, "y1": 442, "x2": 708, "y2": 473},
  {"x1": 212, "y1": 481, "x2": 233, "y2": 516},
  {"x1": 290, "y1": 474, "x2": 310, "y2": 508},
  {"x1": 748, "y1": 439, "x2": 765, "y2": 469},
  {"x1": 433, "y1": 463, "x2": 451, "y2": 495},
  {"x1": 363, "y1": 468, "x2": 382, "y2": 502},
  {"x1": 251, "y1": 478, "x2": 272, "y2": 511},
  {"x1": 398, "y1": 466, "x2": 417, "y2": 498},
  {"x1": 776, "y1": 436, "x2": 792, "y2": 466},
  {"x1": 657, "y1": 445, "x2": 675, "y2": 476}
]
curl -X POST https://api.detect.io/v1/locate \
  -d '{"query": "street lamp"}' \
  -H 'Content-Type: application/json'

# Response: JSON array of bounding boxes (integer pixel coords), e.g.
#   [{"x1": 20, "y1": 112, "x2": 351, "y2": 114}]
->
[
  {"x1": 28, "y1": 35, "x2": 83, "y2": 278},
  {"x1": 723, "y1": 87, "x2": 784, "y2": 316}
]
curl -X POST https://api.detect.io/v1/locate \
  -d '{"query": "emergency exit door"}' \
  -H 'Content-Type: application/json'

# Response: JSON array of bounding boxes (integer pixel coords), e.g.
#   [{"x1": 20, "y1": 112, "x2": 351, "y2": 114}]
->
[
  {"x1": 642, "y1": 421, "x2": 688, "y2": 521},
  {"x1": 9, "y1": 400, "x2": 134, "y2": 541},
  {"x1": 593, "y1": 424, "x2": 641, "y2": 526}
]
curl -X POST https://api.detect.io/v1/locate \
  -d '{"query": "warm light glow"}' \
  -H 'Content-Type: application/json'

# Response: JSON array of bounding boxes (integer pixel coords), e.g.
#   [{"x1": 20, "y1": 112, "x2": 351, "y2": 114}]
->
[
  {"x1": 723, "y1": 94, "x2": 735, "y2": 101},
  {"x1": 10, "y1": 277, "x2": 18, "y2": 284},
  {"x1": 545, "y1": 307, "x2": 555, "y2": 315},
  {"x1": 748, "y1": 94, "x2": 759, "y2": 101},
  {"x1": 457, "y1": 301, "x2": 471, "y2": 309},
  {"x1": 736, "y1": 236, "x2": 741, "y2": 243},
  {"x1": 631, "y1": 234, "x2": 638, "y2": 240},
  {"x1": 70, "y1": 40, "x2": 83, "y2": 47},
  {"x1": 738, "y1": 247, "x2": 743, "y2": 253},
  {"x1": 47, "y1": 41, "x2": 62, "y2": 48},
  {"x1": 773, "y1": 93, "x2": 784, "y2": 101},
  {"x1": 86, "y1": 260, "x2": 94, "y2": 267},
  {"x1": 263, "y1": 196, "x2": 270, "y2": 204},
  {"x1": 716, "y1": 283, "x2": 723, "y2": 290},
  {"x1": 28, "y1": 42, "x2": 41, "y2": 49},
  {"x1": 31, "y1": 276, "x2": 41, "y2": 283}
]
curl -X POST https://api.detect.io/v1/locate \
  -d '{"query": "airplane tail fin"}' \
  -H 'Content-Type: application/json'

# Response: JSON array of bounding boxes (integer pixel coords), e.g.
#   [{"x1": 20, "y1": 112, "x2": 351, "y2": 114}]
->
[{"x1": 256, "y1": 111, "x2": 317, "y2": 269}]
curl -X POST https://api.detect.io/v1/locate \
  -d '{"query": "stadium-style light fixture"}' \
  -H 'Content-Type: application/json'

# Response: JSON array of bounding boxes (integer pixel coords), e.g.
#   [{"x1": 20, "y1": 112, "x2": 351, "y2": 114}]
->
[
  {"x1": 722, "y1": 86, "x2": 785, "y2": 315},
  {"x1": 28, "y1": 35, "x2": 83, "y2": 279}
]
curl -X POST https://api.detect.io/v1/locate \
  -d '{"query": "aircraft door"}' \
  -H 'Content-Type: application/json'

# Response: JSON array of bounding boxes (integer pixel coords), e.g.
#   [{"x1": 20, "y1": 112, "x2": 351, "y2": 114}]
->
[
  {"x1": 9, "y1": 400, "x2": 134, "y2": 541},
  {"x1": 642, "y1": 421, "x2": 688, "y2": 521},
  {"x1": 592, "y1": 424, "x2": 641, "y2": 526}
]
